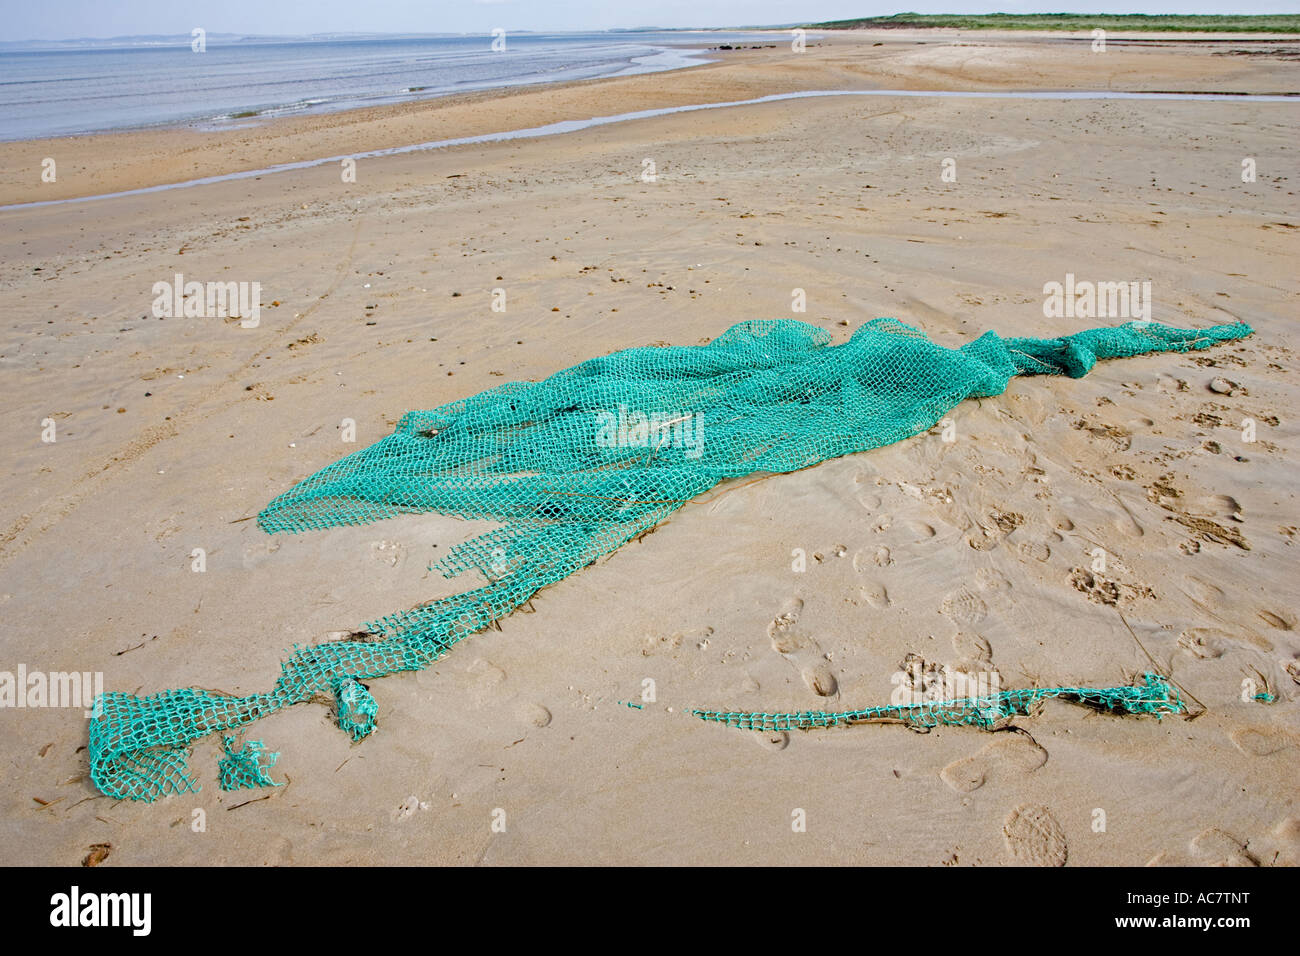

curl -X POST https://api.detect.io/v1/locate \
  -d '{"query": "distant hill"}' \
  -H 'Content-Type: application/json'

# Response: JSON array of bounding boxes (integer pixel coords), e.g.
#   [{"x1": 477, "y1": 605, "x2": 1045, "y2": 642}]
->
[{"x1": 804, "y1": 13, "x2": 1300, "y2": 33}]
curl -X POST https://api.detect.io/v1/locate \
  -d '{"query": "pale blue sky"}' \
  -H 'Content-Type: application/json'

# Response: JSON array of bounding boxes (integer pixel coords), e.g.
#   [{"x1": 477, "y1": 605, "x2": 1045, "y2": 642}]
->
[{"x1": 2, "y1": 0, "x2": 1294, "y2": 42}]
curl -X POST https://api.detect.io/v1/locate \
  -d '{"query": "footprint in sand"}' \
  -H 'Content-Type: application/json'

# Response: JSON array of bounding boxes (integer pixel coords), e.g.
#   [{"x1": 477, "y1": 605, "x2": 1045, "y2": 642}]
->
[
  {"x1": 1266, "y1": 817, "x2": 1300, "y2": 866},
  {"x1": 941, "y1": 587, "x2": 988, "y2": 627},
  {"x1": 242, "y1": 539, "x2": 281, "y2": 569},
  {"x1": 1181, "y1": 575, "x2": 1226, "y2": 614},
  {"x1": 974, "y1": 568, "x2": 1012, "y2": 594},
  {"x1": 1176, "y1": 628, "x2": 1227, "y2": 659},
  {"x1": 768, "y1": 598, "x2": 805, "y2": 653},
  {"x1": 1002, "y1": 804, "x2": 1068, "y2": 867},
  {"x1": 904, "y1": 520, "x2": 937, "y2": 541},
  {"x1": 767, "y1": 598, "x2": 837, "y2": 697},
  {"x1": 859, "y1": 581, "x2": 891, "y2": 609},
  {"x1": 802, "y1": 663, "x2": 838, "y2": 697},
  {"x1": 1229, "y1": 726, "x2": 1296, "y2": 757},
  {"x1": 1155, "y1": 372, "x2": 1190, "y2": 394},
  {"x1": 1193, "y1": 493, "x2": 1244, "y2": 520},
  {"x1": 857, "y1": 492, "x2": 883, "y2": 512},
  {"x1": 852, "y1": 546, "x2": 893, "y2": 572},
  {"x1": 952, "y1": 631, "x2": 993, "y2": 664},
  {"x1": 1017, "y1": 539, "x2": 1052, "y2": 563},
  {"x1": 1112, "y1": 506, "x2": 1144, "y2": 539},
  {"x1": 468, "y1": 658, "x2": 506, "y2": 683},
  {"x1": 1190, "y1": 828, "x2": 1258, "y2": 867},
  {"x1": 966, "y1": 510, "x2": 1024, "y2": 552},
  {"x1": 942, "y1": 733, "x2": 1047, "y2": 793},
  {"x1": 1153, "y1": 819, "x2": 1293, "y2": 867},
  {"x1": 467, "y1": 658, "x2": 506, "y2": 705},
  {"x1": 973, "y1": 568, "x2": 1016, "y2": 613},
  {"x1": 1179, "y1": 595, "x2": 1275, "y2": 647},
  {"x1": 852, "y1": 469, "x2": 878, "y2": 487},
  {"x1": 754, "y1": 730, "x2": 790, "y2": 752},
  {"x1": 517, "y1": 702, "x2": 551, "y2": 728}
]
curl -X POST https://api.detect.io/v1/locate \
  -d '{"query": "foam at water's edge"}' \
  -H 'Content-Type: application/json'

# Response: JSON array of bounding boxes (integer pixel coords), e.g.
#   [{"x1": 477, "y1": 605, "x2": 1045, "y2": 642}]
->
[{"x1": 4, "y1": 88, "x2": 1297, "y2": 212}]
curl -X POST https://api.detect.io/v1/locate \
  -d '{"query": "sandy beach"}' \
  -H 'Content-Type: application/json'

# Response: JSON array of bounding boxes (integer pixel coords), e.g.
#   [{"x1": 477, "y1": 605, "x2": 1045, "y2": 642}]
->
[{"x1": 1, "y1": 29, "x2": 1297, "y2": 866}]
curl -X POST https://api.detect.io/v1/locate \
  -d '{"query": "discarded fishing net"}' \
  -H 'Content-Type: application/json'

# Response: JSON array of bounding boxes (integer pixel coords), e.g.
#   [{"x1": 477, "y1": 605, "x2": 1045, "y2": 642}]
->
[
  {"x1": 217, "y1": 736, "x2": 282, "y2": 792},
  {"x1": 692, "y1": 672, "x2": 1185, "y2": 732},
  {"x1": 87, "y1": 318, "x2": 1251, "y2": 800}
]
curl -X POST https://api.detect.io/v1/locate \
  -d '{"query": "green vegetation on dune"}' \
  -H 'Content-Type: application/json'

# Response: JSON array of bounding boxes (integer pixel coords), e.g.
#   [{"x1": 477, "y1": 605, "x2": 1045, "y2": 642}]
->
[{"x1": 806, "y1": 13, "x2": 1300, "y2": 33}]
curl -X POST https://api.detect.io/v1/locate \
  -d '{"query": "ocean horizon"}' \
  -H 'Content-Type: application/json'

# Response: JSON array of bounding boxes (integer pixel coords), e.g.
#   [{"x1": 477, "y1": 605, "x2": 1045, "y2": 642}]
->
[{"x1": 0, "y1": 30, "x2": 779, "y2": 141}]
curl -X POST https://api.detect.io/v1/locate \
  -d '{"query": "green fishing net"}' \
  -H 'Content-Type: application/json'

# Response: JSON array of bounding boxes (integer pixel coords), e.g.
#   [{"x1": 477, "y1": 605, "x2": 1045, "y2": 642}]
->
[
  {"x1": 218, "y1": 736, "x2": 283, "y2": 792},
  {"x1": 693, "y1": 672, "x2": 1186, "y2": 732},
  {"x1": 87, "y1": 318, "x2": 1250, "y2": 800}
]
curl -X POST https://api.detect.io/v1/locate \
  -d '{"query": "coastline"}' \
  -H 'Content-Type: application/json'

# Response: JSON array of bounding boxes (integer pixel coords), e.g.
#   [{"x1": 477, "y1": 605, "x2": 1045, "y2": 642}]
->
[
  {"x1": 4, "y1": 29, "x2": 1299, "y2": 207},
  {"x1": 0, "y1": 31, "x2": 739, "y2": 142},
  {"x1": 9, "y1": 88, "x2": 1297, "y2": 212}
]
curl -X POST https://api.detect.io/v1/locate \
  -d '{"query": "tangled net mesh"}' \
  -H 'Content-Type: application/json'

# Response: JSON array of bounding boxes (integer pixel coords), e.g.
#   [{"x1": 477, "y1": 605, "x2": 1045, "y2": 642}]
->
[{"x1": 87, "y1": 317, "x2": 1249, "y2": 800}]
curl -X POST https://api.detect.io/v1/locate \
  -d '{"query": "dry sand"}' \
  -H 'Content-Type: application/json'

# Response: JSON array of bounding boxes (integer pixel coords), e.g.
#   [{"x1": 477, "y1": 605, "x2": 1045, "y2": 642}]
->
[{"x1": 0, "y1": 31, "x2": 1297, "y2": 865}]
